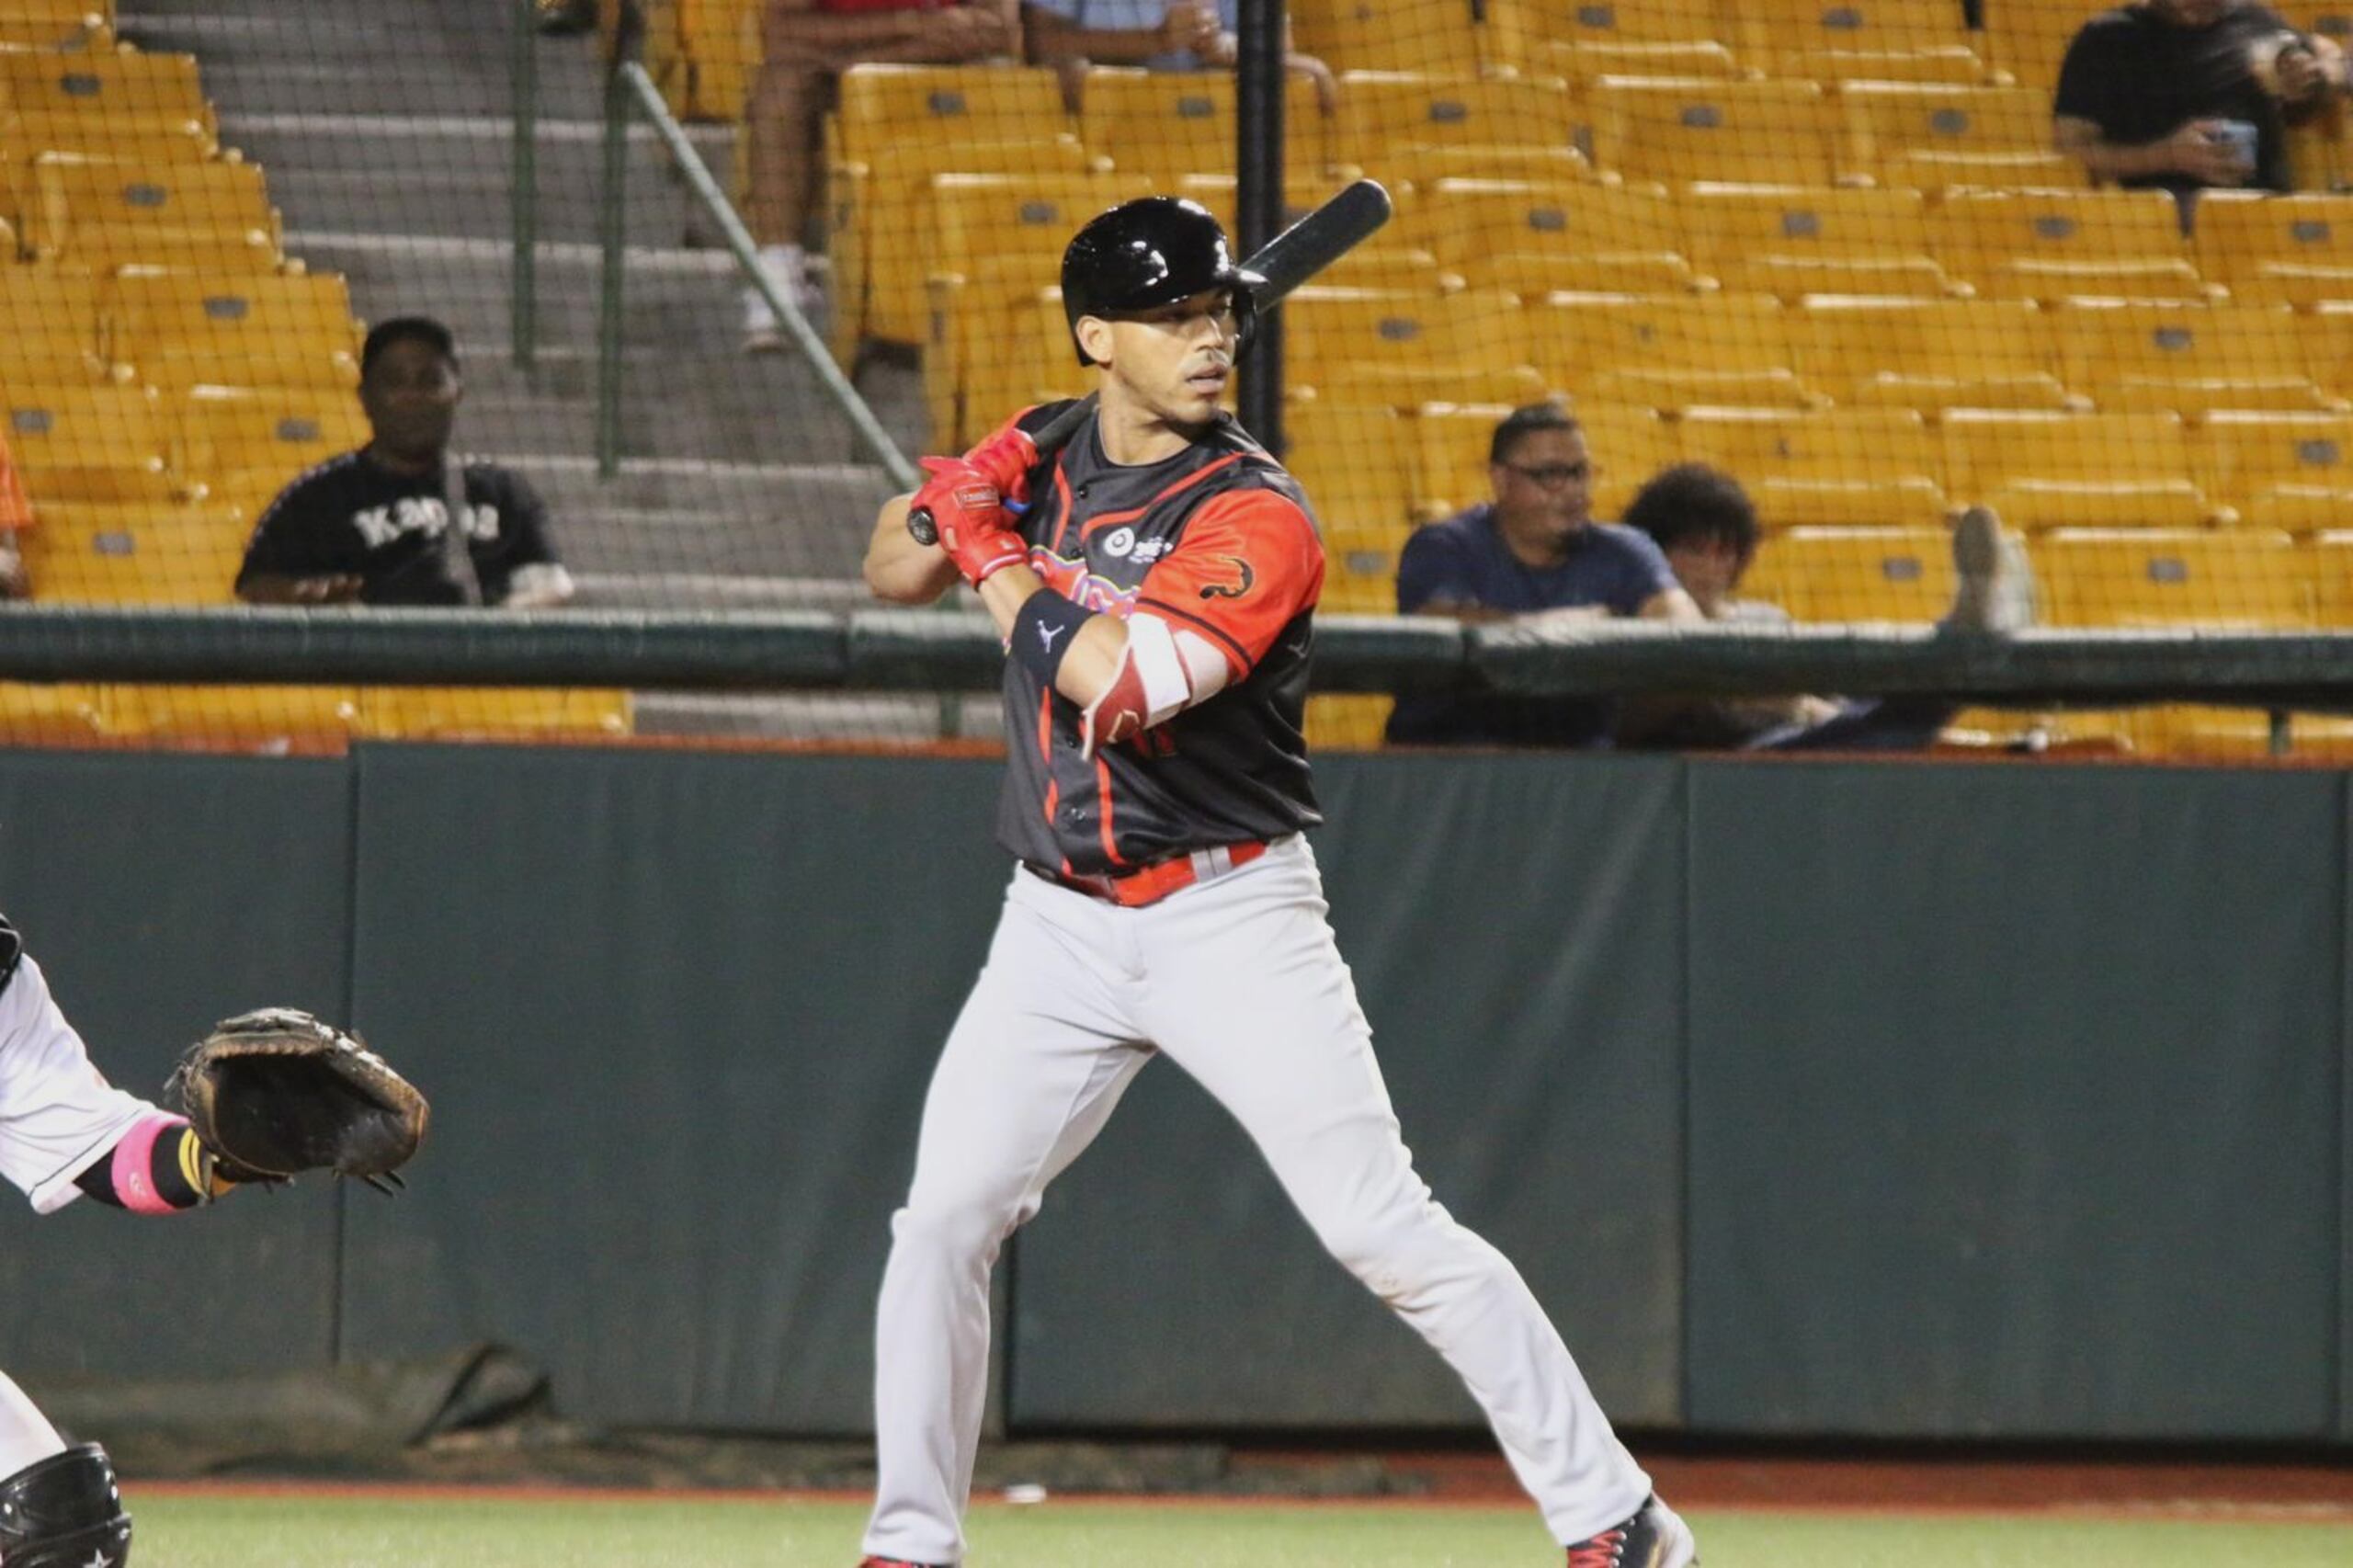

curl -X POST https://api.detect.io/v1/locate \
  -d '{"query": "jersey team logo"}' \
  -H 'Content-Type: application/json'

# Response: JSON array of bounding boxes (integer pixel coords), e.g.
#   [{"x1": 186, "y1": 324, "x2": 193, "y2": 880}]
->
[
  {"x1": 1199, "y1": 555, "x2": 1255, "y2": 600},
  {"x1": 1102, "y1": 526, "x2": 1138, "y2": 559}
]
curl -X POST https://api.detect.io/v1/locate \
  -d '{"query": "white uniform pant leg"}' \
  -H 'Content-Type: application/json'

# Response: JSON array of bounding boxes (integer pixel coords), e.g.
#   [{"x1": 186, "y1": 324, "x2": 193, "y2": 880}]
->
[
  {"x1": 0, "y1": 1369, "x2": 67, "y2": 1477},
  {"x1": 864, "y1": 872, "x2": 1151, "y2": 1566},
  {"x1": 1133, "y1": 839, "x2": 1653, "y2": 1545}
]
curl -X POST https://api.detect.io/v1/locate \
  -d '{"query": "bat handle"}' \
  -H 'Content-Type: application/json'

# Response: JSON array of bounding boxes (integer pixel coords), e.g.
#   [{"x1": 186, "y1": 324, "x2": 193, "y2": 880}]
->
[{"x1": 906, "y1": 497, "x2": 1028, "y2": 549}]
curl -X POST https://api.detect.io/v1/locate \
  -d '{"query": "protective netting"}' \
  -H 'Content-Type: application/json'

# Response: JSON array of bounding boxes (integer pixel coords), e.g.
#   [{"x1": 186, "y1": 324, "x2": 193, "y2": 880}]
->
[{"x1": 5, "y1": 0, "x2": 2353, "y2": 758}]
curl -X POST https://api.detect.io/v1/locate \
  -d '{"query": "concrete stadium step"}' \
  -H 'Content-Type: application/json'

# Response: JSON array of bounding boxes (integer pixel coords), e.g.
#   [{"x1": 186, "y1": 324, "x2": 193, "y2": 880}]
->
[
  {"x1": 222, "y1": 114, "x2": 735, "y2": 248},
  {"x1": 567, "y1": 573, "x2": 879, "y2": 613},
  {"x1": 518, "y1": 460, "x2": 894, "y2": 578}
]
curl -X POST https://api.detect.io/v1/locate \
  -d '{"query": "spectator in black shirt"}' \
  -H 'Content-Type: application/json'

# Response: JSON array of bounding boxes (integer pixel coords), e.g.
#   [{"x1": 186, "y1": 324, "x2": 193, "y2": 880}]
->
[
  {"x1": 2053, "y1": 0, "x2": 2345, "y2": 198},
  {"x1": 235, "y1": 316, "x2": 574, "y2": 608}
]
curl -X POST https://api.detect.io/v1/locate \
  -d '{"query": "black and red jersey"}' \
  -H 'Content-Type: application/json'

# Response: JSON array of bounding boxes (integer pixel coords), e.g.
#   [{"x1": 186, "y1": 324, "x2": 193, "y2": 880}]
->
[{"x1": 993, "y1": 401, "x2": 1326, "y2": 876}]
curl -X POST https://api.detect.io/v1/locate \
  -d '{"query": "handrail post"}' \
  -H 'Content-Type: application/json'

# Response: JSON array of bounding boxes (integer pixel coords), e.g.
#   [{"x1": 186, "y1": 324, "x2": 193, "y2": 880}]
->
[
  {"x1": 597, "y1": 5, "x2": 644, "y2": 481},
  {"x1": 510, "y1": 0, "x2": 540, "y2": 378}
]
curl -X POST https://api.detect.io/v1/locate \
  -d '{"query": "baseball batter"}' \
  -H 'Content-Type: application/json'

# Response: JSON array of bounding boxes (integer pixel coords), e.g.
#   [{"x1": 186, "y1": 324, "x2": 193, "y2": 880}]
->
[
  {"x1": 856, "y1": 197, "x2": 1698, "y2": 1568},
  {"x1": 0, "y1": 913, "x2": 244, "y2": 1568}
]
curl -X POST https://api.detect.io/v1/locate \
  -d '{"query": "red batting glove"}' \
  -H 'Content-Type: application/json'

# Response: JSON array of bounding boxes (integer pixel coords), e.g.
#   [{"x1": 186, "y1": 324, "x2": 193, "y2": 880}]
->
[
  {"x1": 915, "y1": 457, "x2": 1028, "y2": 586},
  {"x1": 961, "y1": 424, "x2": 1040, "y2": 512}
]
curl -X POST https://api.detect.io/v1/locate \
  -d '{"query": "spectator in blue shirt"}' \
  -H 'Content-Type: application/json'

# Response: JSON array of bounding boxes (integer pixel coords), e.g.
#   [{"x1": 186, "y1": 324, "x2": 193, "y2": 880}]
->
[
  {"x1": 1386, "y1": 403, "x2": 1701, "y2": 748},
  {"x1": 1024, "y1": 0, "x2": 1336, "y2": 113}
]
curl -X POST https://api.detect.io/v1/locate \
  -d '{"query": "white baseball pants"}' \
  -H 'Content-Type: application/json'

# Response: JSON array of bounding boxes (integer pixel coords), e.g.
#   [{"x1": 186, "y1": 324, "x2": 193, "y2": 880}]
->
[{"x1": 862, "y1": 835, "x2": 1651, "y2": 1565}]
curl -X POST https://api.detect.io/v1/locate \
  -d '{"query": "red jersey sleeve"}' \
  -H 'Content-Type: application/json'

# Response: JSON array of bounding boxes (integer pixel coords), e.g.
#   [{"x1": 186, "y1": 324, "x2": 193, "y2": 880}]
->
[{"x1": 1132, "y1": 487, "x2": 1324, "y2": 682}]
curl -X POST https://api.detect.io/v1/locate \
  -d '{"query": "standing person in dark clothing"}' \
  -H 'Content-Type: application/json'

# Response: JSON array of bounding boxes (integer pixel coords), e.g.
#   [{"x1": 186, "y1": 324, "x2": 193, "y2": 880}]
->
[
  {"x1": 235, "y1": 316, "x2": 574, "y2": 609},
  {"x1": 2052, "y1": 0, "x2": 2345, "y2": 198}
]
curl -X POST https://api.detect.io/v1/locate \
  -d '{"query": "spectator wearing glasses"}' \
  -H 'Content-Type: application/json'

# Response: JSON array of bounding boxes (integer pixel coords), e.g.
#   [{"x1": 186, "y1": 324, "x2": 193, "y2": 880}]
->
[{"x1": 1386, "y1": 402, "x2": 1699, "y2": 748}]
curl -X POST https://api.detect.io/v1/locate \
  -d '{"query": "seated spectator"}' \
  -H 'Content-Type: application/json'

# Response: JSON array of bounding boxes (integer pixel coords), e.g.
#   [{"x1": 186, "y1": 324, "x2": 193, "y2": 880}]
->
[
  {"x1": 2053, "y1": 0, "x2": 2346, "y2": 198},
  {"x1": 740, "y1": 0, "x2": 1022, "y2": 352},
  {"x1": 1385, "y1": 402, "x2": 1701, "y2": 749},
  {"x1": 236, "y1": 317, "x2": 575, "y2": 609},
  {"x1": 1618, "y1": 463, "x2": 2035, "y2": 753},
  {"x1": 1024, "y1": 1, "x2": 1336, "y2": 114}
]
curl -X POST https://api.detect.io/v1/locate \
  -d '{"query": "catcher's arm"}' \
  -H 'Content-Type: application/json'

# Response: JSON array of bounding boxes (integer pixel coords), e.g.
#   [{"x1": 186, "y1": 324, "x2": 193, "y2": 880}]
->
[{"x1": 74, "y1": 1112, "x2": 240, "y2": 1212}]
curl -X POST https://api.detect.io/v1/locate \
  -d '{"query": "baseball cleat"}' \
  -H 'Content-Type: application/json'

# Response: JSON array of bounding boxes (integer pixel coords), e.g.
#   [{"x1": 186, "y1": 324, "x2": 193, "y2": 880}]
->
[
  {"x1": 858, "y1": 1558, "x2": 946, "y2": 1567},
  {"x1": 1563, "y1": 1494, "x2": 1698, "y2": 1567}
]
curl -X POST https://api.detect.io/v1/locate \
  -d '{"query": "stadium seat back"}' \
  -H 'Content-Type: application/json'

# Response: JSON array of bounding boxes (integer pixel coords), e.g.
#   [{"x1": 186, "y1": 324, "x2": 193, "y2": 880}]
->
[
  {"x1": 5, "y1": 381, "x2": 173, "y2": 501},
  {"x1": 1396, "y1": 178, "x2": 1680, "y2": 267},
  {"x1": 1739, "y1": 525, "x2": 1956, "y2": 621},
  {"x1": 1587, "y1": 78, "x2": 1842, "y2": 187},
  {"x1": 2037, "y1": 528, "x2": 2313, "y2": 628}
]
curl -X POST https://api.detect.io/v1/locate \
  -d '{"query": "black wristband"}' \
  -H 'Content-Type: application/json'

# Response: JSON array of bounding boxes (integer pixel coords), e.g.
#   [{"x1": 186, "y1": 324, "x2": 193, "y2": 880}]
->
[{"x1": 1009, "y1": 588, "x2": 1096, "y2": 687}]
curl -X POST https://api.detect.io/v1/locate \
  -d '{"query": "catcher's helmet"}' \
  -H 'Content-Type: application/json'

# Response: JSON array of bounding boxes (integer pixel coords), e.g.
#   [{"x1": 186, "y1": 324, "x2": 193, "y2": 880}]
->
[{"x1": 1061, "y1": 197, "x2": 1263, "y2": 366}]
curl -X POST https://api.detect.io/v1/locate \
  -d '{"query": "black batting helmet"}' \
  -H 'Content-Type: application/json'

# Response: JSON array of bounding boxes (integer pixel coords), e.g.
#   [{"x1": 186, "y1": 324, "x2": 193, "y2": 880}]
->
[{"x1": 1060, "y1": 197, "x2": 1263, "y2": 366}]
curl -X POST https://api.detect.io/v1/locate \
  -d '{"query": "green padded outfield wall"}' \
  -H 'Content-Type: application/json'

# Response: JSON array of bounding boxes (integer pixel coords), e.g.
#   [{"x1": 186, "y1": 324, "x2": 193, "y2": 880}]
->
[
  {"x1": 0, "y1": 754, "x2": 351, "y2": 1380},
  {"x1": 1684, "y1": 762, "x2": 2345, "y2": 1440},
  {"x1": 334, "y1": 746, "x2": 1013, "y2": 1431},
  {"x1": 0, "y1": 747, "x2": 2348, "y2": 1442}
]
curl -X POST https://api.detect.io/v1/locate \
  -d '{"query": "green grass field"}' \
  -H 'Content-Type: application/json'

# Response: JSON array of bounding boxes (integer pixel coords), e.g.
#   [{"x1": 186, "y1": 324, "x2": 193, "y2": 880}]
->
[{"x1": 133, "y1": 1491, "x2": 2353, "y2": 1567}]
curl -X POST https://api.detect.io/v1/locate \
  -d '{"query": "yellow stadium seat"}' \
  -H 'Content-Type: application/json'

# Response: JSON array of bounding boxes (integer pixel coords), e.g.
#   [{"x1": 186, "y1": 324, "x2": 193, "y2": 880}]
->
[
  {"x1": 20, "y1": 497, "x2": 244, "y2": 604},
  {"x1": 1293, "y1": 0, "x2": 1485, "y2": 76},
  {"x1": 1740, "y1": 526, "x2": 1957, "y2": 622},
  {"x1": 0, "y1": 47, "x2": 209, "y2": 132},
  {"x1": 1751, "y1": 474, "x2": 1953, "y2": 528},
  {"x1": 2241, "y1": 484, "x2": 2353, "y2": 532},
  {"x1": 1721, "y1": 0, "x2": 1972, "y2": 60},
  {"x1": 1516, "y1": 0, "x2": 1730, "y2": 45},
  {"x1": 2036, "y1": 528, "x2": 2313, "y2": 628},
  {"x1": 1586, "y1": 77, "x2": 1844, "y2": 188},
  {"x1": 359, "y1": 687, "x2": 632, "y2": 742},
  {"x1": 0, "y1": 682, "x2": 104, "y2": 746},
  {"x1": 2193, "y1": 191, "x2": 2353, "y2": 303},
  {"x1": 1777, "y1": 45, "x2": 1989, "y2": 85},
  {"x1": 1975, "y1": 256, "x2": 2222, "y2": 306},
  {"x1": 1395, "y1": 178, "x2": 1681, "y2": 272},
  {"x1": 102, "y1": 269, "x2": 359, "y2": 392},
  {"x1": 0, "y1": 1, "x2": 113, "y2": 51},
  {"x1": 1940, "y1": 408, "x2": 2205, "y2": 516},
  {"x1": 829, "y1": 64, "x2": 1073, "y2": 168},
  {"x1": 1980, "y1": 0, "x2": 2096, "y2": 89},
  {"x1": 1285, "y1": 286, "x2": 1541, "y2": 406},
  {"x1": 2046, "y1": 301, "x2": 2332, "y2": 411},
  {"x1": 1880, "y1": 147, "x2": 2085, "y2": 192},
  {"x1": 1371, "y1": 143, "x2": 1595, "y2": 189},
  {"x1": 2311, "y1": 528, "x2": 2353, "y2": 623},
  {"x1": 97, "y1": 684, "x2": 360, "y2": 754},
  {"x1": 1679, "y1": 184, "x2": 1954, "y2": 299},
  {"x1": 938, "y1": 284, "x2": 1090, "y2": 452},
  {"x1": 1677, "y1": 405, "x2": 1941, "y2": 484},
  {"x1": 5, "y1": 381, "x2": 174, "y2": 501},
  {"x1": 1586, "y1": 364, "x2": 1826, "y2": 409},
  {"x1": 2188, "y1": 411, "x2": 2353, "y2": 512},
  {"x1": 1532, "y1": 38, "x2": 1745, "y2": 85},
  {"x1": 1078, "y1": 68, "x2": 1329, "y2": 190},
  {"x1": 899, "y1": 169, "x2": 1146, "y2": 358},
  {"x1": 1790, "y1": 297, "x2": 2075, "y2": 409},
  {"x1": 173, "y1": 384, "x2": 369, "y2": 507},
  {"x1": 1461, "y1": 250, "x2": 1708, "y2": 297},
  {"x1": 1284, "y1": 402, "x2": 1420, "y2": 543},
  {"x1": 1414, "y1": 399, "x2": 1675, "y2": 519},
  {"x1": 1334, "y1": 73, "x2": 1575, "y2": 184},
  {"x1": 1302, "y1": 694, "x2": 1396, "y2": 751},
  {"x1": 28, "y1": 153, "x2": 277, "y2": 271},
  {"x1": 654, "y1": 0, "x2": 759, "y2": 122},
  {"x1": 1529, "y1": 291, "x2": 1792, "y2": 379},
  {"x1": 1838, "y1": 83, "x2": 2050, "y2": 178},
  {"x1": 0, "y1": 267, "x2": 109, "y2": 382},
  {"x1": 1172, "y1": 171, "x2": 1358, "y2": 233},
  {"x1": 1926, "y1": 188, "x2": 2189, "y2": 292}
]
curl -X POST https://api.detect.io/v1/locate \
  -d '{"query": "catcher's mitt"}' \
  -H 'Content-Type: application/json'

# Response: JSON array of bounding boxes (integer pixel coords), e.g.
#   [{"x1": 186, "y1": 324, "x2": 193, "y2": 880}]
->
[{"x1": 169, "y1": 1009, "x2": 428, "y2": 1192}]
